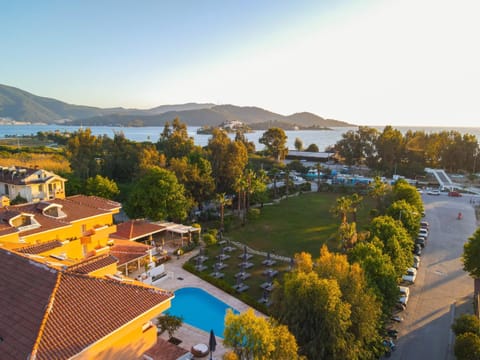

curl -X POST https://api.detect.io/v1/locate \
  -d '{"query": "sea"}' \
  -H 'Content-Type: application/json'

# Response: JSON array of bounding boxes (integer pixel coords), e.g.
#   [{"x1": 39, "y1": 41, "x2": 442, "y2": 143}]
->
[{"x1": 1, "y1": 124, "x2": 480, "y2": 152}]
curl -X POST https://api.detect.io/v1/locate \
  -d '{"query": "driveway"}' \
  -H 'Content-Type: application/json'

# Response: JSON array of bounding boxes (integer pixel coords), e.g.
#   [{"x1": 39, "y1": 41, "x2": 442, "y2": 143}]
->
[{"x1": 390, "y1": 194, "x2": 477, "y2": 360}]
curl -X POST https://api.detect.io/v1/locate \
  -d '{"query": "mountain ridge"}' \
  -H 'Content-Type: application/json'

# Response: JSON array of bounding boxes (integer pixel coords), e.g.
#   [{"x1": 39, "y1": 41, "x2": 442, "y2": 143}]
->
[{"x1": 0, "y1": 83, "x2": 354, "y2": 128}]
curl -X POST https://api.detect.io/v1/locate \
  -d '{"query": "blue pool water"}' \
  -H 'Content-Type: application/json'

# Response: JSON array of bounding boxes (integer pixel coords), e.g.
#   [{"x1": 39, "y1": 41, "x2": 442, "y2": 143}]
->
[{"x1": 166, "y1": 287, "x2": 239, "y2": 338}]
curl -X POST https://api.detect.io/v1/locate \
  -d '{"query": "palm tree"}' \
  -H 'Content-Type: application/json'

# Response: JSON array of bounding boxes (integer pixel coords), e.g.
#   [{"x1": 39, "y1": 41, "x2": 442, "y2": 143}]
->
[
  {"x1": 368, "y1": 176, "x2": 390, "y2": 211},
  {"x1": 330, "y1": 196, "x2": 352, "y2": 224},
  {"x1": 315, "y1": 163, "x2": 322, "y2": 192},
  {"x1": 349, "y1": 193, "x2": 363, "y2": 223},
  {"x1": 216, "y1": 193, "x2": 231, "y2": 232}
]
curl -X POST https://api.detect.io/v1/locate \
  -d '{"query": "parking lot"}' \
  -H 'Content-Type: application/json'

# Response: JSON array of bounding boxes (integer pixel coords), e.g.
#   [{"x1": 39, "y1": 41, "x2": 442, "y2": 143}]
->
[{"x1": 390, "y1": 194, "x2": 478, "y2": 359}]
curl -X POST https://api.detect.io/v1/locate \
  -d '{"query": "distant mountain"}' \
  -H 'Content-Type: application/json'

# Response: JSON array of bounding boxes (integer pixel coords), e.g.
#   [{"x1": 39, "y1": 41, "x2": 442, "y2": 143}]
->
[
  {"x1": 0, "y1": 84, "x2": 121, "y2": 123},
  {"x1": 286, "y1": 112, "x2": 348, "y2": 127},
  {"x1": 0, "y1": 84, "x2": 354, "y2": 128}
]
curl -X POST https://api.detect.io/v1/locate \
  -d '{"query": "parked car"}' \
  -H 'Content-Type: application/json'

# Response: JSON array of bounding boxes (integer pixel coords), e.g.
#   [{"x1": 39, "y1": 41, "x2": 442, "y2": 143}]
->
[
  {"x1": 448, "y1": 191, "x2": 462, "y2": 197},
  {"x1": 402, "y1": 268, "x2": 417, "y2": 284},
  {"x1": 398, "y1": 286, "x2": 410, "y2": 306},
  {"x1": 420, "y1": 221, "x2": 429, "y2": 230},
  {"x1": 416, "y1": 236, "x2": 426, "y2": 248},
  {"x1": 413, "y1": 244, "x2": 422, "y2": 256},
  {"x1": 427, "y1": 189, "x2": 441, "y2": 195},
  {"x1": 419, "y1": 228, "x2": 429, "y2": 238},
  {"x1": 413, "y1": 255, "x2": 421, "y2": 269}
]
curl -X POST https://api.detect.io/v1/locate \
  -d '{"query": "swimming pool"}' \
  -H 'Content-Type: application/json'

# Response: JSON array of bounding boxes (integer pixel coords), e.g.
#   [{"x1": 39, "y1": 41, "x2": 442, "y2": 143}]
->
[{"x1": 166, "y1": 287, "x2": 239, "y2": 337}]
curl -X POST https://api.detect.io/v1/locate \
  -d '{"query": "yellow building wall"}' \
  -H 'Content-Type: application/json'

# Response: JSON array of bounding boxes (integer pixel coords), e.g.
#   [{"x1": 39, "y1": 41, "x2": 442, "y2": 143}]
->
[
  {"x1": 0, "y1": 232, "x2": 20, "y2": 244},
  {"x1": 15, "y1": 213, "x2": 115, "y2": 245},
  {"x1": 89, "y1": 262, "x2": 118, "y2": 277},
  {"x1": 73, "y1": 300, "x2": 172, "y2": 360}
]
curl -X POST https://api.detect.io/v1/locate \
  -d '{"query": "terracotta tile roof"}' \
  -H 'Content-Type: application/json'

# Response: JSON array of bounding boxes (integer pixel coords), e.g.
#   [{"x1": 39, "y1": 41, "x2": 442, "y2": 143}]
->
[
  {"x1": 0, "y1": 195, "x2": 120, "y2": 239},
  {"x1": 0, "y1": 249, "x2": 173, "y2": 360},
  {"x1": 0, "y1": 222, "x2": 17, "y2": 237},
  {"x1": 57, "y1": 194, "x2": 121, "y2": 212},
  {"x1": 111, "y1": 219, "x2": 166, "y2": 241},
  {"x1": 66, "y1": 254, "x2": 118, "y2": 274},
  {"x1": 110, "y1": 239, "x2": 152, "y2": 266},
  {"x1": 0, "y1": 249, "x2": 59, "y2": 360},
  {"x1": 144, "y1": 338, "x2": 190, "y2": 360},
  {"x1": 15, "y1": 240, "x2": 63, "y2": 254}
]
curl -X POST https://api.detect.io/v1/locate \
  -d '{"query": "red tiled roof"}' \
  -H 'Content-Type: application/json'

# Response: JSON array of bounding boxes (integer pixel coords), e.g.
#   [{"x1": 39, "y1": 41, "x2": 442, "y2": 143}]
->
[
  {"x1": 0, "y1": 250, "x2": 60, "y2": 360},
  {"x1": 144, "y1": 338, "x2": 190, "y2": 360},
  {"x1": 111, "y1": 219, "x2": 165, "y2": 241},
  {"x1": 0, "y1": 249, "x2": 173, "y2": 360},
  {"x1": 0, "y1": 195, "x2": 120, "y2": 239},
  {"x1": 15, "y1": 240, "x2": 63, "y2": 254},
  {"x1": 57, "y1": 194, "x2": 121, "y2": 212},
  {"x1": 66, "y1": 254, "x2": 118, "y2": 274},
  {"x1": 110, "y1": 239, "x2": 152, "y2": 266}
]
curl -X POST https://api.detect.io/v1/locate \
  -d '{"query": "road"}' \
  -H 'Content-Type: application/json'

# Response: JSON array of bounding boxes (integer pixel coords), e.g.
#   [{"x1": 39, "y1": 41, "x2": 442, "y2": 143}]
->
[{"x1": 390, "y1": 194, "x2": 478, "y2": 360}]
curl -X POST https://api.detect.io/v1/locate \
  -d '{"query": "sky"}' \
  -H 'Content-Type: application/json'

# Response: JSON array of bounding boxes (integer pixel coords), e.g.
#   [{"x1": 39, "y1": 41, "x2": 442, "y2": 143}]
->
[{"x1": 1, "y1": 0, "x2": 480, "y2": 127}]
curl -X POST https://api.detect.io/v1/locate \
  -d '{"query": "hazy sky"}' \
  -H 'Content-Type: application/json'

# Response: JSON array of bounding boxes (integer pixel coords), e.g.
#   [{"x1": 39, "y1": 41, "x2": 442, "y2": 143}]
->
[{"x1": 2, "y1": 0, "x2": 480, "y2": 127}]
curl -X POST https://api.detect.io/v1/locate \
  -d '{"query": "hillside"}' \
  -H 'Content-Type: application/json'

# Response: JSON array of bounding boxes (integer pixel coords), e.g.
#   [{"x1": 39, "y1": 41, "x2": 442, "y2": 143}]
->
[{"x1": 0, "y1": 84, "x2": 354, "y2": 128}]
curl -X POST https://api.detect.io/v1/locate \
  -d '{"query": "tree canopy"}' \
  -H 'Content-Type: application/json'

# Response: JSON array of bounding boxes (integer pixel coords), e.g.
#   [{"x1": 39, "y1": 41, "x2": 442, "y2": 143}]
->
[
  {"x1": 85, "y1": 175, "x2": 119, "y2": 199},
  {"x1": 124, "y1": 167, "x2": 191, "y2": 221},
  {"x1": 223, "y1": 308, "x2": 302, "y2": 360},
  {"x1": 463, "y1": 228, "x2": 480, "y2": 278},
  {"x1": 259, "y1": 127, "x2": 288, "y2": 161}
]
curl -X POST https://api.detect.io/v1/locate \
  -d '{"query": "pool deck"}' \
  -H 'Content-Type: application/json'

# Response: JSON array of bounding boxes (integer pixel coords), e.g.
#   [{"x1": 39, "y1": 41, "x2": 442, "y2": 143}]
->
[{"x1": 154, "y1": 249, "x2": 265, "y2": 359}]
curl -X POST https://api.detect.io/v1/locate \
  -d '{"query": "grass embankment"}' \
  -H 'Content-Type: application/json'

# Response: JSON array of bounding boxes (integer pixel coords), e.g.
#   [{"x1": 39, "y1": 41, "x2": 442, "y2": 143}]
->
[
  {"x1": 226, "y1": 192, "x2": 374, "y2": 257},
  {"x1": 0, "y1": 138, "x2": 70, "y2": 173}
]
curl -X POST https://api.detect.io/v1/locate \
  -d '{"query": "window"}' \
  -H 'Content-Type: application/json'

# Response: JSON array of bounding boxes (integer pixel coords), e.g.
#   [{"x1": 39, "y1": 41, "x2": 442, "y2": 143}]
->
[
  {"x1": 4, "y1": 184, "x2": 8, "y2": 195},
  {"x1": 39, "y1": 185, "x2": 43, "y2": 192}
]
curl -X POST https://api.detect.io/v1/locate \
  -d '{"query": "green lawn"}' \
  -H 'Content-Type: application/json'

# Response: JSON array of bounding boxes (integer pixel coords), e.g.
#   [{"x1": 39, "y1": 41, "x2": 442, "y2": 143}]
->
[
  {"x1": 189, "y1": 191, "x2": 375, "y2": 309},
  {"x1": 225, "y1": 192, "x2": 374, "y2": 257}
]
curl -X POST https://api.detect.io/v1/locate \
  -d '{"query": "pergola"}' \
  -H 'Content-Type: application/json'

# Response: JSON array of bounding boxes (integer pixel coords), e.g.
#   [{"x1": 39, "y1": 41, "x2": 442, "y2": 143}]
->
[
  {"x1": 110, "y1": 239, "x2": 153, "y2": 277},
  {"x1": 156, "y1": 222, "x2": 201, "y2": 247}
]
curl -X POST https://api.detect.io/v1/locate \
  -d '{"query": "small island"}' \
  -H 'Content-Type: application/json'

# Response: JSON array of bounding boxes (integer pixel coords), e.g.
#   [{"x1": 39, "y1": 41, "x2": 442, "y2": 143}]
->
[{"x1": 197, "y1": 120, "x2": 253, "y2": 134}]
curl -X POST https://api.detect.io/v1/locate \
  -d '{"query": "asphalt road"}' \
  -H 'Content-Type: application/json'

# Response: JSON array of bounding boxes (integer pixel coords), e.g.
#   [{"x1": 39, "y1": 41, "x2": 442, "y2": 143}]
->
[{"x1": 390, "y1": 194, "x2": 478, "y2": 360}]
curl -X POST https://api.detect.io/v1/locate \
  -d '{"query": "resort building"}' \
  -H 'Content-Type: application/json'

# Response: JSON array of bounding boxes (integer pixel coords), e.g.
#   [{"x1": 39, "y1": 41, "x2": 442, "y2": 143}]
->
[
  {"x1": 0, "y1": 194, "x2": 121, "y2": 259},
  {"x1": 0, "y1": 248, "x2": 174, "y2": 360},
  {"x1": 0, "y1": 166, "x2": 67, "y2": 203}
]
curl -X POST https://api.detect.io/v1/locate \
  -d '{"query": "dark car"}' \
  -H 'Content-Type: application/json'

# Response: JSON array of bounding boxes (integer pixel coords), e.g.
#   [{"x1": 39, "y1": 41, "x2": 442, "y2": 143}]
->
[
  {"x1": 413, "y1": 244, "x2": 422, "y2": 256},
  {"x1": 416, "y1": 236, "x2": 426, "y2": 248}
]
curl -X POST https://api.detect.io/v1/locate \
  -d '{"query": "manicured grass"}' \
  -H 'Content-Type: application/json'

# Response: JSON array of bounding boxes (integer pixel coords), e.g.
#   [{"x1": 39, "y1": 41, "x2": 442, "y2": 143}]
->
[{"x1": 226, "y1": 192, "x2": 374, "y2": 257}]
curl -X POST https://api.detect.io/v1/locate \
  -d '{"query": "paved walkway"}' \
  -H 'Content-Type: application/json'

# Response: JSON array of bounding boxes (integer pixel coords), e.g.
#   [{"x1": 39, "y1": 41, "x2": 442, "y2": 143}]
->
[{"x1": 154, "y1": 247, "x2": 265, "y2": 359}]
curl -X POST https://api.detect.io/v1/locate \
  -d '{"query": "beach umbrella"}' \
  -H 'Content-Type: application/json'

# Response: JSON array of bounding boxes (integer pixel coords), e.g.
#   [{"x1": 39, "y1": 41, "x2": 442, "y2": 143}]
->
[{"x1": 209, "y1": 329, "x2": 217, "y2": 359}]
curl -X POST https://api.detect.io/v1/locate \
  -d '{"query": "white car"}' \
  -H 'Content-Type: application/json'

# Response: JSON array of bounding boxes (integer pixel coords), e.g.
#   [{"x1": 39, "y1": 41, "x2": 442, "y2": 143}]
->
[
  {"x1": 402, "y1": 267, "x2": 417, "y2": 284},
  {"x1": 398, "y1": 286, "x2": 410, "y2": 306},
  {"x1": 427, "y1": 189, "x2": 441, "y2": 195},
  {"x1": 419, "y1": 228, "x2": 429, "y2": 238}
]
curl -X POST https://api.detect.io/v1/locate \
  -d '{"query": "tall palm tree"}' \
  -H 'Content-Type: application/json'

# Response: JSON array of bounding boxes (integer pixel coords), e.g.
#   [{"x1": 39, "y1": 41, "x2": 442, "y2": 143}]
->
[{"x1": 216, "y1": 193, "x2": 231, "y2": 232}]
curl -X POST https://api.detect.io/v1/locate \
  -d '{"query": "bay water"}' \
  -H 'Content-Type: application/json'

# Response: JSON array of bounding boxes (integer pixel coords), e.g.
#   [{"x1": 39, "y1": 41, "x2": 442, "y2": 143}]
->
[{"x1": 0, "y1": 124, "x2": 479, "y2": 152}]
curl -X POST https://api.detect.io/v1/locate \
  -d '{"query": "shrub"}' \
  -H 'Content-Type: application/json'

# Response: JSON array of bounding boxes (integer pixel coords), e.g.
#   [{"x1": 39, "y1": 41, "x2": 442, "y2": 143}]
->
[
  {"x1": 203, "y1": 233, "x2": 217, "y2": 246},
  {"x1": 452, "y1": 314, "x2": 480, "y2": 336},
  {"x1": 247, "y1": 208, "x2": 261, "y2": 220},
  {"x1": 10, "y1": 194, "x2": 28, "y2": 205},
  {"x1": 454, "y1": 332, "x2": 480, "y2": 360},
  {"x1": 223, "y1": 351, "x2": 239, "y2": 360}
]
